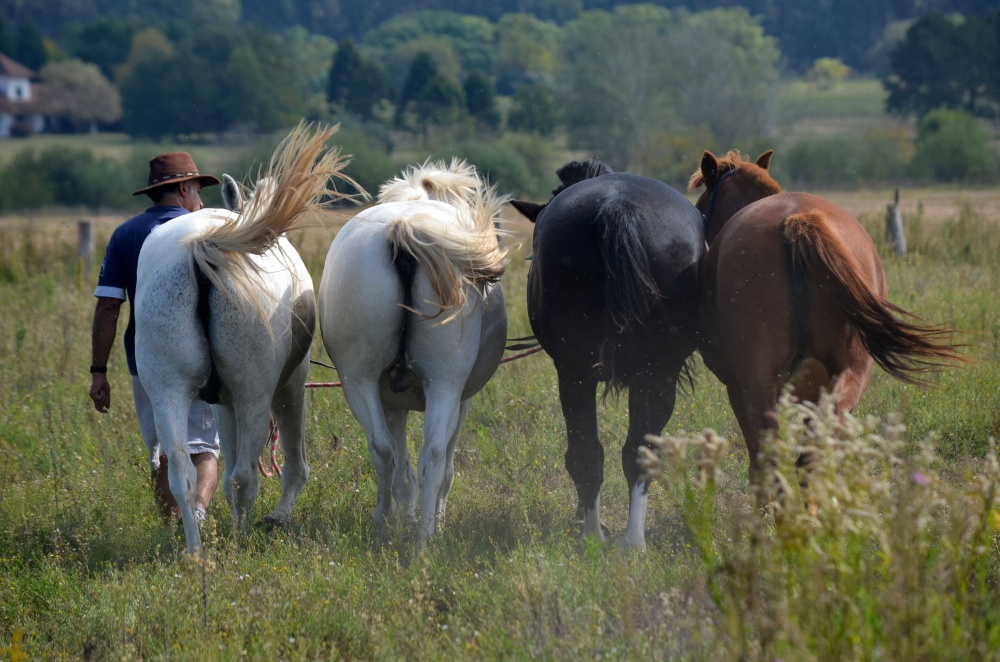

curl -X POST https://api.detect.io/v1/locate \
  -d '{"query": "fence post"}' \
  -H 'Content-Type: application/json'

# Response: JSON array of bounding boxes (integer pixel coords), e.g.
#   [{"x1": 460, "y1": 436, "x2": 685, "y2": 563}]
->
[
  {"x1": 885, "y1": 189, "x2": 906, "y2": 256},
  {"x1": 78, "y1": 220, "x2": 94, "y2": 275}
]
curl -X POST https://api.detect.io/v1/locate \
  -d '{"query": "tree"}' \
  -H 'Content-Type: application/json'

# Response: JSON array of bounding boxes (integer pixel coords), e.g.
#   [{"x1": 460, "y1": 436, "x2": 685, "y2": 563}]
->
[
  {"x1": 327, "y1": 38, "x2": 362, "y2": 106},
  {"x1": 0, "y1": 15, "x2": 13, "y2": 57},
  {"x1": 806, "y1": 58, "x2": 851, "y2": 90},
  {"x1": 909, "y1": 108, "x2": 999, "y2": 182},
  {"x1": 558, "y1": 6, "x2": 779, "y2": 172},
  {"x1": 325, "y1": 37, "x2": 392, "y2": 120},
  {"x1": 884, "y1": 13, "x2": 996, "y2": 118},
  {"x1": 66, "y1": 18, "x2": 136, "y2": 80},
  {"x1": 396, "y1": 52, "x2": 438, "y2": 127},
  {"x1": 345, "y1": 59, "x2": 389, "y2": 120},
  {"x1": 119, "y1": 24, "x2": 301, "y2": 138},
  {"x1": 507, "y1": 80, "x2": 558, "y2": 136},
  {"x1": 14, "y1": 19, "x2": 46, "y2": 70},
  {"x1": 363, "y1": 10, "x2": 497, "y2": 78},
  {"x1": 463, "y1": 70, "x2": 500, "y2": 131},
  {"x1": 495, "y1": 13, "x2": 562, "y2": 94},
  {"x1": 41, "y1": 60, "x2": 123, "y2": 132},
  {"x1": 396, "y1": 52, "x2": 465, "y2": 141}
]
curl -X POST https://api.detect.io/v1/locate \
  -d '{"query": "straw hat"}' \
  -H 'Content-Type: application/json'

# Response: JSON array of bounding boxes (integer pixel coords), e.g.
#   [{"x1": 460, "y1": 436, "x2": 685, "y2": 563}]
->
[{"x1": 132, "y1": 152, "x2": 221, "y2": 196}]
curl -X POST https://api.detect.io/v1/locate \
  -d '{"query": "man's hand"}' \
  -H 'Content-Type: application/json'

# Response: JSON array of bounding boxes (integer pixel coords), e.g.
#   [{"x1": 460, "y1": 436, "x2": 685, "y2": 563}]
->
[{"x1": 90, "y1": 373, "x2": 111, "y2": 413}]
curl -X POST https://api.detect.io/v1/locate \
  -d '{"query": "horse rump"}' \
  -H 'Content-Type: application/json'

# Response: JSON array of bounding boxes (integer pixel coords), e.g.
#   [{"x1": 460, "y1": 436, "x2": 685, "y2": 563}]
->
[{"x1": 783, "y1": 210, "x2": 965, "y2": 382}]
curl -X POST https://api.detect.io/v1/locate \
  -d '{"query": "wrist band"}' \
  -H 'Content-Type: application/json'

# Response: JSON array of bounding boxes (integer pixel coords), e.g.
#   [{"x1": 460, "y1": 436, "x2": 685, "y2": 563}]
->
[{"x1": 90, "y1": 365, "x2": 108, "y2": 374}]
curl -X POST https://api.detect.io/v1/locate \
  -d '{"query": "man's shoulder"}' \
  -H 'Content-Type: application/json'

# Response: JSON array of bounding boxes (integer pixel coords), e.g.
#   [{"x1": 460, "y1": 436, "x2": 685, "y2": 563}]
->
[{"x1": 111, "y1": 207, "x2": 188, "y2": 240}]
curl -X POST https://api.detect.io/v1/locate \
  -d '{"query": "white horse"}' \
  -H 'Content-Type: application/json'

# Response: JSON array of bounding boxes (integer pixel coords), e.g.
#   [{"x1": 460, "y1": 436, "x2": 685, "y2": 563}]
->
[
  {"x1": 318, "y1": 159, "x2": 509, "y2": 551},
  {"x1": 135, "y1": 124, "x2": 355, "y2": 555}
]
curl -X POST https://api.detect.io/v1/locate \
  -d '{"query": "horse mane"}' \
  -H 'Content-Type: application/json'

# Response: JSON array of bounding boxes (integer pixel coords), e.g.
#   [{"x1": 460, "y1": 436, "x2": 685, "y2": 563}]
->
[
  {"x1": 188, "y1": 122, "x2": 363, "y2": 324},
  {"x1": 552, "y1": 158, "x2": 613, "y2": 197},
  {"x1": 687, "y1": 149, "x2": 782, "y2": 196},
  {"x1": 381, "y1": 160, "x2": 511, "y2": 324}
]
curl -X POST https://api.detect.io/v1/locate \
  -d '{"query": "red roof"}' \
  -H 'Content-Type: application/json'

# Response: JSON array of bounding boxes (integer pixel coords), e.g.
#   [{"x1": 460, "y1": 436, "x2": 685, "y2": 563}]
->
[{"x1": 0, "y1": 53, "x2": 36, "y2": 79}]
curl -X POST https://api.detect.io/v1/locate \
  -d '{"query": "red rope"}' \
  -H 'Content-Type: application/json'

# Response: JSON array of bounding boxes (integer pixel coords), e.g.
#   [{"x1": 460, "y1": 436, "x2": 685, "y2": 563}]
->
[
  {"x1": 499, "y1": 346, "x2": 544, "y2": 363},
  {"x1": 260, "y1": 346, "x2": 544, "y2": 477},
  {"x1": 257, "y1": 414, "x2": 283, "y2": 478}
]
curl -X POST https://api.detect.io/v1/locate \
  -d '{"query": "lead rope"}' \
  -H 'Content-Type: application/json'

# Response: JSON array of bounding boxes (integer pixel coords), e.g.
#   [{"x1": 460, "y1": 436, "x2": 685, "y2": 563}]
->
[
  {"x1": 257, "y1": 414, "x2": 282, "y2": 478},
  {"x1": 258, "y1": 337, "x2": 543, "y2": 477}
]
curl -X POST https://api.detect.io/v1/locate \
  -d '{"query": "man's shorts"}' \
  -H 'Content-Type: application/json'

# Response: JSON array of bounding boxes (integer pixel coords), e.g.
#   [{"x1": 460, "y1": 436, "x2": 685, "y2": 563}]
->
[{"x1": 131, "y1": 375, "x2": 221, "y2": 472}]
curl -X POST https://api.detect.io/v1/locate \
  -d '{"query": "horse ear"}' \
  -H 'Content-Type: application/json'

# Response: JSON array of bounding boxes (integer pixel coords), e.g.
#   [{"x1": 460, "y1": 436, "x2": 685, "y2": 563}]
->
[
  {"x1": 700, "y1": 151, "x2": 720, "y2": 186},
  {"x1": 221, "y1": 173, "x2": 242, "y2": 212},
  {"x1": 756, "y1": 150, "x2": 774, "y2": 170},
  {"x1": 510, "y1": 199, "x2": 545, "y2": 223}
]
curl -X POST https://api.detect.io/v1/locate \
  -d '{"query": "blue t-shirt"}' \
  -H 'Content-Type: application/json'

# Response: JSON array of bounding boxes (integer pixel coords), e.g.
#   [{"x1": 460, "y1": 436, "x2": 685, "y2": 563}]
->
[{"x1": 94, "y1": 206, "x2": 189, "y2": 375}]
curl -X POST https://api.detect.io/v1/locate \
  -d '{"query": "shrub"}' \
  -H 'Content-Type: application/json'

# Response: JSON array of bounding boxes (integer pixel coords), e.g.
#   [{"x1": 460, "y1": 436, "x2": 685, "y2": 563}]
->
[
  {"x1": 0, "y1": 147, "x2": 132, "y2": 212},
  {"x1": 908, "y1": 109, "x2": 1000, "y2": 184},
  {"x1": 446, "y1": 141, "x2": 537, "y2": 197},
  {"x1": 784, "y1": 129, "x2": 911, "y2": 188}
]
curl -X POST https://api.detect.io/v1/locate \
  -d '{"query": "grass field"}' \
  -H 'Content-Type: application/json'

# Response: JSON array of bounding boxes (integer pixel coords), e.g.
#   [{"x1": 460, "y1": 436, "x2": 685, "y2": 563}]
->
[{"x1": 1, "y1": 170, "x2": 999, "y2": 657}]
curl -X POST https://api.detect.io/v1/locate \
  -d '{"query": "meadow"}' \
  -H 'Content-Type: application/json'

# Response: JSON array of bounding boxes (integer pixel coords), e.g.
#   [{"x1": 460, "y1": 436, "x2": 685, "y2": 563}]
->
[{"x1": 0, "y1": 176, "x2": 998, "y2": 660}]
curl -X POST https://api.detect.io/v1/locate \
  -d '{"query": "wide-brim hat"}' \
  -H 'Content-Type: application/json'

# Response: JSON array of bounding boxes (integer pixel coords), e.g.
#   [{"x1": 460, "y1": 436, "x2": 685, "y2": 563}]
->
[{"x1": 132, "y1": 152, "x2": 221, "y2": 196}]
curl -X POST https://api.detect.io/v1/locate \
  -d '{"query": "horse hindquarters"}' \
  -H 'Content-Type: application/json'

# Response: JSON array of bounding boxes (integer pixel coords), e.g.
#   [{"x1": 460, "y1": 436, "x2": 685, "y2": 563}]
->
[
  {"x1": 700, "y1": 220, "x2": 801, "y2": 476},
  {"x1": 135, "y1": 253, "x2": 214, "y2": 554},
  {"x1": 319, "y1": 224, "x2": 412, "y2": 533},
  {"x1": 407, "y1": 270, "x2": 486, "y2": 547}
]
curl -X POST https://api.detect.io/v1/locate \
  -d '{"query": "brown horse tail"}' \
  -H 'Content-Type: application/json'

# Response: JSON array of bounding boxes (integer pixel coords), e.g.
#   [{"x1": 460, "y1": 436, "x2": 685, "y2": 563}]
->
[
  {"x1": 783, "y1": 211, "x2": 964, "y2": 384},
  {"x1": 598, "y1": 198, "x2": 661, "y2": 393}
]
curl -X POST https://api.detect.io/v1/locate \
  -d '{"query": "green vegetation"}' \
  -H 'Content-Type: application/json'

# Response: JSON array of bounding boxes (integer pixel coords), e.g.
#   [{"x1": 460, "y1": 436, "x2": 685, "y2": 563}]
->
[{"x1": 0, "y1": 189, "x2": 998, "y2": 657}]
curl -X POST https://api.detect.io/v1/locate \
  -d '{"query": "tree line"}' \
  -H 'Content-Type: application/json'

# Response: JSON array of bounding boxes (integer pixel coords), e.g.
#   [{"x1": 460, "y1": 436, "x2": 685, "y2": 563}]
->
[
  {"x1": 1, "y1": 3, "x2": 998, "y2": 202},
  {"x1": 2, "y1": 0, "x2": 998, "y2": 73}
]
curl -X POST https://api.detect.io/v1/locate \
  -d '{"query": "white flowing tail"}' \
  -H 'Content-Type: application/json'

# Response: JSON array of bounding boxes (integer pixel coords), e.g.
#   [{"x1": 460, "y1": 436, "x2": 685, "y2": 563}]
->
[
  {"x1": 380, "y1": 159, "x2": 510, "y2": 320},
  {"x1": 188, "y1": 122, "x2": 362, "y2": 321}
]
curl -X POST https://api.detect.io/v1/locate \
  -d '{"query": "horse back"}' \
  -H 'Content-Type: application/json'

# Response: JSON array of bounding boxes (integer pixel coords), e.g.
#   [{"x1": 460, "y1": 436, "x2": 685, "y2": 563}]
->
[{"x1": 529, "y1": 173, "x2": 703, "y2": 386}]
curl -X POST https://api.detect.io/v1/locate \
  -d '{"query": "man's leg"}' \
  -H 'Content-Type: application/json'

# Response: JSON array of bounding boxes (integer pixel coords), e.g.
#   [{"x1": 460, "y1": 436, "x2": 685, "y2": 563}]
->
[
  {"x1": 187, "y1": 400, "x2": 220, "y2": 520},
  {"x1": 132, "y1": 376, "x2": 180, "y2": 522},
  {"x1": 152, "y1": 456, "x2": 180, "y2": 522},
  {"x1": 191, "y1": 452, "x2": 219, "y2": 516}
]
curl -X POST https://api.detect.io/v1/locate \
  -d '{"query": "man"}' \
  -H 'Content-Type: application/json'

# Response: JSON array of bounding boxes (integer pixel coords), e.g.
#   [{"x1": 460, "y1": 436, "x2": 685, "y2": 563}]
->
[{"x1": 89, "y1": 152, "x2": 222, "y2": 523}]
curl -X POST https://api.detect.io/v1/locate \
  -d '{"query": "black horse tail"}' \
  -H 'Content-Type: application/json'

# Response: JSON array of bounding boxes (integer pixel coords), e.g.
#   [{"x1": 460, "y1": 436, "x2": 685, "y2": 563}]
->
[{"x1": 598, "y1": 198, "x2": 661, "y2": 393}]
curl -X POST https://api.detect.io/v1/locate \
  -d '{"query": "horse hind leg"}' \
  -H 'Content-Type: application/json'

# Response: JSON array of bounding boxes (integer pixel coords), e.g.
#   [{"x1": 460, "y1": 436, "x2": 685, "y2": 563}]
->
[
  {"x1": 415, "y1": 389, "x2": 465, "y2": 552},
  {"x1": 212, "y1": 404, "x2": 238, "y2": 511},
  {"x1": 264, "y1": 367, "x2": 311, "y2": 527},
  {"x1": 227, "y1": 403, "x2": 272, "y2": 530},
  {"x1": 557, "y1": 371, "x2": 605, "y2": 541},
  {"x1": 434, "y1": 399, "x2": 470, "y2": 533},
  {"x1": 620, "y1": 371, "x2": 681, "y2": 549},
  {"x1": 153, "y1": 396, "x2": 203, "y2": 554},
  {"x1": 385, "y1": 406, "x2": 416, "y2": 526},
  {"x1": 339, "y1": 380, "x2": 399, "y2": 537}
]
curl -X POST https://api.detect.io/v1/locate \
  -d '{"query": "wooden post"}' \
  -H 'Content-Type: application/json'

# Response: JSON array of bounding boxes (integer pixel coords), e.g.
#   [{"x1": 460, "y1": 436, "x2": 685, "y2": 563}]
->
[
  {"x1": 78, "y1": 220, "x2": 94, "y2": 275},
  {"x1": 885, "y1": 189, "x2": 906, "y2": 256}
]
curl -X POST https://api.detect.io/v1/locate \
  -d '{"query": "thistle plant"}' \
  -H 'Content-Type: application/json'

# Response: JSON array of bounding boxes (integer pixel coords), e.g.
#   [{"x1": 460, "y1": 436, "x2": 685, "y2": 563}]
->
[{"x1": 642, "y1": 392, "x2": 1000, "y2": 660}]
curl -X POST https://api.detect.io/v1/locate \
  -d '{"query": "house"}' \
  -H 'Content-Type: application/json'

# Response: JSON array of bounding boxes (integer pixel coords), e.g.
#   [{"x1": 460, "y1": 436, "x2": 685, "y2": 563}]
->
[{"x1": 0, "y1": 53, "x2": 47, "y2": 137}]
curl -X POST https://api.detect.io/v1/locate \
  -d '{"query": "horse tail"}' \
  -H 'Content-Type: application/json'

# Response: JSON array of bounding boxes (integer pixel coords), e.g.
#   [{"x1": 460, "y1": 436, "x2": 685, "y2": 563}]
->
[
  {"x1": 783, "y1": 211, "x2": 964, "y2": 383},
  {"x1": 378, "y1": 158, "x2": 481, "y2": 207},
  {"x1": 598, "y1": 199, "x2": 661, "y2": 392},
  {"x1": 188, "y1": 122, "x2": 361, "y2": 323},
  {"x1": 385, "y1": 170, "x2": 510, "y2": 324}
]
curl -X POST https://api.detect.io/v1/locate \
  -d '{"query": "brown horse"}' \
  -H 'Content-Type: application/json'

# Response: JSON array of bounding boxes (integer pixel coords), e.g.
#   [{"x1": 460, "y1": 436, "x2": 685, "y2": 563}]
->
[{"x1": 689, "y1": 149, "x2": 963, "y2": 481}]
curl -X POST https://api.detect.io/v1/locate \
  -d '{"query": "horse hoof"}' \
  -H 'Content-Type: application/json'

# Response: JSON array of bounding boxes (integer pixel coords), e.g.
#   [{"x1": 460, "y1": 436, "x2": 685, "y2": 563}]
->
[{"x1": 258, "y1": 515, "x2": 288, "y2": 531}]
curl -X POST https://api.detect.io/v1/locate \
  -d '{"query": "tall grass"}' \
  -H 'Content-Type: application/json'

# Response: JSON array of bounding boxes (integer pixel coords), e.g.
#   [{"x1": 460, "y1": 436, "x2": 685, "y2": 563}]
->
[
  {"x1": 0, "y1": 194, "x2": 998, "y2": 658},
  {"x1": 643, "y1": 393, "x2": 1000, "y2": 660}
]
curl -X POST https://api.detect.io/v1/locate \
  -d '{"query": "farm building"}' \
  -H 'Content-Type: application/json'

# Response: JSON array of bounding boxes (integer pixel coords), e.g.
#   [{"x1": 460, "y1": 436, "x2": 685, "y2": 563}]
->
[{"x1": 0, "y1": 52, "x2": 47, "y2": 137}]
